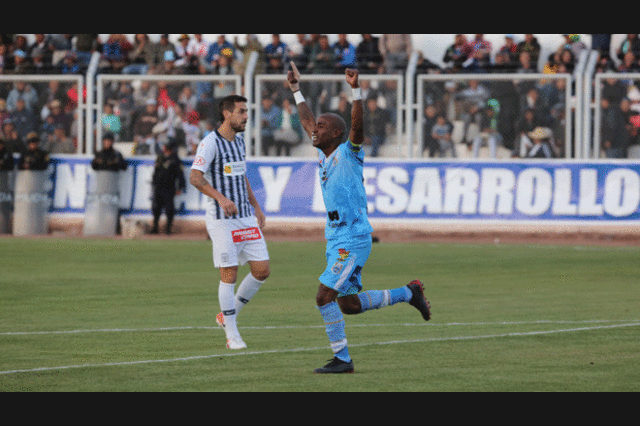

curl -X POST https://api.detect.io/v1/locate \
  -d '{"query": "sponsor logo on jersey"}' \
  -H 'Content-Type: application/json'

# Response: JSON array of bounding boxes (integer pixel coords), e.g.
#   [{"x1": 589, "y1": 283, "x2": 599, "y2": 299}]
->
[
  {"x1": 223, "y1": 161, "x2": 246, "y2": 176},
  {"x1": 232, "y1": 227, "x2": 261, "y2": 243}
]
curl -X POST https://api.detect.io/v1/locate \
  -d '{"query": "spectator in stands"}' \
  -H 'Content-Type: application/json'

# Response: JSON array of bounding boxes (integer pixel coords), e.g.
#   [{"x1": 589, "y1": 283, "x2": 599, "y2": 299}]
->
[
  {"x1": 187, "y1": 34, "x2": 211, "y2": 63},
  {"x1": 151, "y1": 34, "x2": 176, "y2": 74},
  {"x1": 431, "y1": 114, "x2": 455, "y2": 158},
  {"x1": 422, "y1": 104, "x2": 439, "y2": 157},
  {"x1": 289, "y1": 34, "x2": 313, "y2": 73},
  {"x1": 271, "y1": 98, "x2": 303, "y2": 157},
  {"x1": 470, "y1": 100, "x2": 502, "y2": 158},
  {"x1": 46, "y1": 99, "x2": 73, "y2": 135},
  {"x1": 28, "y1": 34, "x2": 53, "y2": 68},
  {"x1": 123, "y1": 34, "x2": 153, "y2": 75},
  {"x1": 457, "y1": 79, "x2": 490, "y2": 110},
  {"x1": 101, "y1": 103, "x2": 121, "y2": 140},
  {"x1": 74, "y1": 34, "x2": 101, "y2": 67},
  {"x1": 595, "y1": 53, "x2": 616, "y2": 73},
  {"x1": 307, "y1": 34, "x2": 336, "y2": 74},
  {"x1": 563, "y1": 34, "x2": 587, "y2": 59},
  {"x1": 11, "y1": 50, "x2": 30, "y2": 75},
  {"x1": 443, "y1": 34, "x2": 471, "y2": 72},
  {"x1": 41, "y1": 124, "x2": 75, "y2": 154},
  {"x1": 617, "y1": 51, "x2": 640, "y2": 73},
  {"x1": 260, "y1": 96, "x2": 281, "y2": 156},
  {"x1": 133, "y1": 98, "x2": 159, "y2": 155},
  {"x1": 601, "y1": 97, "x2": 629, "y2": 159},
  {"x1": 525, "y1": 126, "x2": 556, "y2": 158},
  {"x1": 101, "y1": 34, "x2": 132, "y2": 74},
  {"x1": 29, "y1": 48, "x2": 51, "y2": 74},
  {"x1": 59, "y1": 51, "x2": 81, "y2": 74},
  {"x1": 514, "y1": 108, "x2": 543, "y2": 157},
  {"x1": 174, "y1": 34, "x2": 192, "y2": 69},
  {"x1": 333, "y1": 34, "x2": 357, "y2": 72},
  {"x1": 356, "y1": 34, "x2": 384, "y2": 75},
  {"x1": 205, "y1": 34, "x2": 235, "y2": 70},
  {"x1": 50, "y1": 34, "x2": 73, "y2": 51},
  {"x1": 516, "y1": 34, "x2": 541, "y2": 67},
  {"x1": 232, "y1": 34, "x2": 264, "y2": 76},
  {"x1": 211, "y1": 51, "x2": 235, "y2": 99},
  {"x1": 616, "y1": 34, "x2": 640, "y2": 62},
  {"x1": 91, "y1": 131, "x2": 128, "y2": 171},
  {"x1": 12, "y1": 35, "x2": 28, "y2": 55},
  {"x1": 620, "y1": 97, "x2": 639, "y2": 148},
  {"x1": 265, "y1": 34, "x2": 289, "y2": 68},
  {"x1": 379, "y1": 34, "x2": 412, "y2": 74},
  {"x1": 363, "y1": 95, "x2": 392, "y2": 157},
  {"x1": 1, "y1": 120, "x2": 24, "y2": 153},
  {"x1": 18, "y1": 132, "x2": 49, "y2": 170},
  {"x1": 468, "y1": 34, "x2": 492, "y2": 71},
  {"x1": 498, "y1": 35, "x2": 519, "y2": 69},
  {"x1": 11, "y1": 98, "x2": 38, "y2": 142},
  {"x1": 329, "y1": 93, "x2": 352, "y2": 135}
]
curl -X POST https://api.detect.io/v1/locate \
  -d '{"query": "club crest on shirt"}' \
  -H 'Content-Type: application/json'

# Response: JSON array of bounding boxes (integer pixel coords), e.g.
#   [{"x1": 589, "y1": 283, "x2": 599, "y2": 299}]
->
[{"x1": 338, "y1": 248, "x2": 350, "y2": 261}]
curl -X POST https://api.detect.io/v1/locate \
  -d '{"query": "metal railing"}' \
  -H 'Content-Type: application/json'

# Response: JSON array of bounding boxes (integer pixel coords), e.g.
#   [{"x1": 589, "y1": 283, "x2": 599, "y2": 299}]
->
[
  {"x1": 0, "y1": 74, "x2": 84, "y2": 153},
  {"x1": 5, "y1": 49, "x2": 640, "y2": 161}
]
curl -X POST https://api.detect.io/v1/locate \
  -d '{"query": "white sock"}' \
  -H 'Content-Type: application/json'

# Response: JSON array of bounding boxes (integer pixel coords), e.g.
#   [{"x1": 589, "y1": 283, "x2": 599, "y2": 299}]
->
[
  {"x1": 219, "y1": 281, "x2": 240, "y2": 338},
  {"x1": 235, "y1": 274, "x2": 264, "y2": 315}
]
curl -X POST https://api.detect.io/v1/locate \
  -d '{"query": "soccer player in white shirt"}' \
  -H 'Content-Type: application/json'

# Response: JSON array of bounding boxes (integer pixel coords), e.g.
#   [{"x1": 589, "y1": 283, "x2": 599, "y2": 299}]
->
[{"x1": 190, "y1": 95, "x2": 270, "y2": 350}]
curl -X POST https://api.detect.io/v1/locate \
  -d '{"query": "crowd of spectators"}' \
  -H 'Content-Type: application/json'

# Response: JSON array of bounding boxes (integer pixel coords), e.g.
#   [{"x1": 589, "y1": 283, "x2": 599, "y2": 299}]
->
[{"x1": 1, "y1": 34, "x2": 639, "y2": 159}]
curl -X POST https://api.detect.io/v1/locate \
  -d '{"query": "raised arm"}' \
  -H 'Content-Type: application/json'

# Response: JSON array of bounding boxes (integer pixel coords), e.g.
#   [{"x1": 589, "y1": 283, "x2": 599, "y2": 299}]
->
[
  {"x1": 345, "y1": 68, "x2": 363, "y2": 146},
  {"x1": 287, "y1": 62, "x2": 316, "y2": 139}
]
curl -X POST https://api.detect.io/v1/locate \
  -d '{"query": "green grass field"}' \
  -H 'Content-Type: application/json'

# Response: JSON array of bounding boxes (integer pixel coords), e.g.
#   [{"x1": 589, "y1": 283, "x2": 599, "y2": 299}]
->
[{"x1": 1, "y1": 236, "x2": 639, "y2": 392}]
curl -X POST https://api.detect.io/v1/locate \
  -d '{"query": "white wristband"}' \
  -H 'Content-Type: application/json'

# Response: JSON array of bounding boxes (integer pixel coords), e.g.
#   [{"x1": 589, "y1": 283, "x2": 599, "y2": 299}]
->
[
  {"x1": 293, "y1": 91, "x2": 305, "y2": 105},
  {"x1": 352, "y1": 88, "x2": 362, "y2": 101}
]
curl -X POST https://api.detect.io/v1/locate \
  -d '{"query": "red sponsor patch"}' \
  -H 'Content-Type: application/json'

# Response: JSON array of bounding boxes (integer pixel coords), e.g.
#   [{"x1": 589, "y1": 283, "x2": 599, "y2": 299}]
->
[
  {"x1": 232, "y1": 227, "x2": 262, "y2": 243},
  {"x1": 194, "y1": 155, "x2": 206, "y2": 166}
]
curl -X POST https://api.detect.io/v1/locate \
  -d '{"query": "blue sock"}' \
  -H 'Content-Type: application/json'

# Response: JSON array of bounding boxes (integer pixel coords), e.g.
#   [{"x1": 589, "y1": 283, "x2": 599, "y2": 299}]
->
[
  {"x1": 358, "y1": 286, "x2": 412, "y2": 312},
  {"x1": 318, "y1": 302, "x2": 350, "y2": 363}
]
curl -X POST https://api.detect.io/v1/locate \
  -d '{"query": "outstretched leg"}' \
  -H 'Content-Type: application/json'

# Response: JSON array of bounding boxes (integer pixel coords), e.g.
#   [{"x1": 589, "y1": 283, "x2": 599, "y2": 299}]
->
[{"x1": 340, "y1": 280, "x2": 431, "y2": 321}]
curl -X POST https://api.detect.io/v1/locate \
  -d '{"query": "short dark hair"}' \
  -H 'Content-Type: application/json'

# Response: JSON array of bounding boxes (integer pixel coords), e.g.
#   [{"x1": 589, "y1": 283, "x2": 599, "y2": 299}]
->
[{"x1": 219, "y1": 95, "x2": 247, "y2": 122}]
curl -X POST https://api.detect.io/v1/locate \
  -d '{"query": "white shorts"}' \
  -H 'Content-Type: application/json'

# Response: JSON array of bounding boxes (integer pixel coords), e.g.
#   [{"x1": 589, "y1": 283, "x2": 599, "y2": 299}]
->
[{"x1": 206, "y1": 215, "x2": 269, "y2": 268}]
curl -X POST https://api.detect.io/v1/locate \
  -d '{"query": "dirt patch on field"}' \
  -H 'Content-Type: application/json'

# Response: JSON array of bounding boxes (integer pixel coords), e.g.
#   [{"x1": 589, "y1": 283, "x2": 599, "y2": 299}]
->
[{"x1": 3, "y1": 217, "x2": 633, "y2": 248}]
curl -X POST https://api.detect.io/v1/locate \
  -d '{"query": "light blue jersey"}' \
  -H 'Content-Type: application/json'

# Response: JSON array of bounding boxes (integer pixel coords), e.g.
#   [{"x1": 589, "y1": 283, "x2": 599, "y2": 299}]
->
[{"x1": 318, "y1": 140, "x2": 373, "y2": 241}]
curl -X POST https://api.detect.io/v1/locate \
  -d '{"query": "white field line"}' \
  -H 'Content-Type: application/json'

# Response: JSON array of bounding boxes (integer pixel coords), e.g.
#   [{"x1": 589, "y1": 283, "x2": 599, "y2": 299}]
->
[
  {"x1": 1, "y1": 320, "x2": 639, "y2": 376},
  {"x1": 1, "y1": 319, "x2": 638, "y2": 336}
]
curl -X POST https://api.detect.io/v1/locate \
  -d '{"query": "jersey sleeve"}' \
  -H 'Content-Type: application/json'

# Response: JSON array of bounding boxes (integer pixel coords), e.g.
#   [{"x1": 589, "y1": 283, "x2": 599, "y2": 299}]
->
[{"x1": 191, "y1": 136, "x2": 217, "y2": 173}]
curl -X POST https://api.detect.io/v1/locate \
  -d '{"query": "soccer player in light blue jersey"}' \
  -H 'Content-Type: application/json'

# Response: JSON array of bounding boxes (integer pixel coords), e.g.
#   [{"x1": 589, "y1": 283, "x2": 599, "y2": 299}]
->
[{"x1": 287, "y1": 62, "x2": 432, "y2": 374}]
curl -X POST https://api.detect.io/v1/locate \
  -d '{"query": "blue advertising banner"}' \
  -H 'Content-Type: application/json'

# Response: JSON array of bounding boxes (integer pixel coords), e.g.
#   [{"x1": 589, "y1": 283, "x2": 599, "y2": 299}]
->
[{"x1": 45, "y1": 156, "x2": 640, "y2": 222}]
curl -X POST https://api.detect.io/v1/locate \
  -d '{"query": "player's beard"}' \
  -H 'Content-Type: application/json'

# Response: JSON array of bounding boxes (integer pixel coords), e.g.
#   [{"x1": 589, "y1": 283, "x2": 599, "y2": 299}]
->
[{"x1": 231, "y1": 120, "x2": 247, "y2": 133}]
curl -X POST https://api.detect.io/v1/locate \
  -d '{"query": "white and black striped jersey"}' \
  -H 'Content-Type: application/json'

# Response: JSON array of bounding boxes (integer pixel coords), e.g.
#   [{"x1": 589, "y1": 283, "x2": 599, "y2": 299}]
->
[{"x1": 191, "y1": 130, "x2": 252, "y2": 220}]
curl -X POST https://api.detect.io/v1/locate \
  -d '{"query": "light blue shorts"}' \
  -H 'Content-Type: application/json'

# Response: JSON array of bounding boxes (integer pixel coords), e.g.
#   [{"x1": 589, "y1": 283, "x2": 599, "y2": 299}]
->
[{"x1": 319, "y1": 234, "x2": 372, "y2": 297}]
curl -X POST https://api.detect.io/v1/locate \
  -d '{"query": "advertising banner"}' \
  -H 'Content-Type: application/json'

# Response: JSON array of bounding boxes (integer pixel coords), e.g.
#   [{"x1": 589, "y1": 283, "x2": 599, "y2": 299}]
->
[{"x1": 46, "y1": 156, "x2": 640, "y2": 223}]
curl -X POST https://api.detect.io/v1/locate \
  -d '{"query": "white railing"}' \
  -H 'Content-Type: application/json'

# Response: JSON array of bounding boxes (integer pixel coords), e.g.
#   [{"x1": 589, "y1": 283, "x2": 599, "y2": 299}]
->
[
  {"x1": 5, "y1": 49, "x2": 639, "y2": 160},
  {"x1": 0, "y1": 74, "x2": 84, "y2": 153}
]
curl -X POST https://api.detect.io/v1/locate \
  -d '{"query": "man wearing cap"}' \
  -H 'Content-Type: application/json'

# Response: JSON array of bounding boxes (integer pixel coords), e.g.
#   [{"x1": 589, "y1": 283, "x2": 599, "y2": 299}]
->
[
  {"x1": 92, "y1": 132, "x2": 128, "y2": 171},
  {"x1": 525, "y1": 127, "x2": 557, "y2": 158},
  {"x1": 18, "y1": 133, "x2": 50, "y2": 170},
  {"x1": 150, "y1": 141, "x2": 185, "y2": 235}
]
